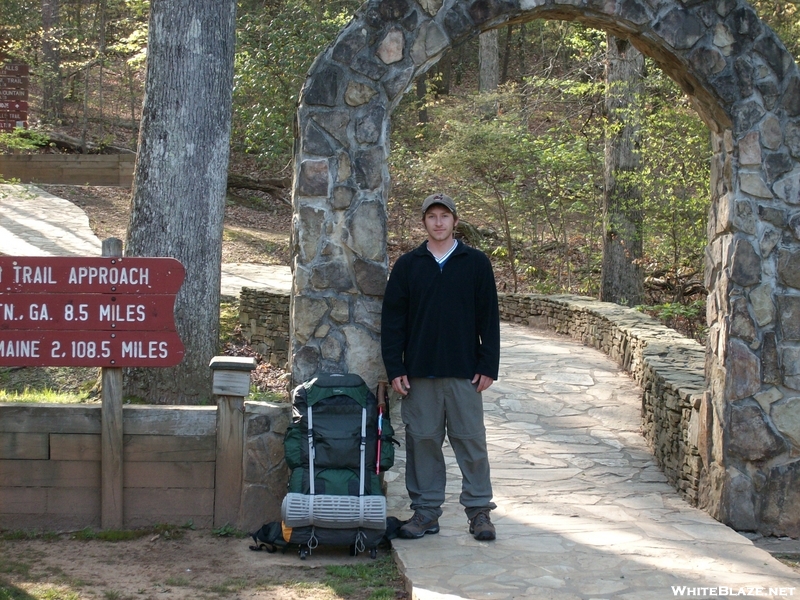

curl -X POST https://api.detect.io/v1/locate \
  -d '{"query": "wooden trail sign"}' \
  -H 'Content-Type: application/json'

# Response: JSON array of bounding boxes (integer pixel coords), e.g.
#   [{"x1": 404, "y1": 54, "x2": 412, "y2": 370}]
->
[
  {"x1": 0, "y1": 60, "x2": 29, "y2": 129},
  {"x1": 0, "y1": 256, "x2": 185, "y2": 367}
]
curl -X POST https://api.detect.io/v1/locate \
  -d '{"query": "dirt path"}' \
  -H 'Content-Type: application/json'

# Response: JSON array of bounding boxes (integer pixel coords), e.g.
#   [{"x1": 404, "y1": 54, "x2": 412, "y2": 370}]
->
[{"x1": 1, "y1": 529, "x2": 405, "y2": 599}]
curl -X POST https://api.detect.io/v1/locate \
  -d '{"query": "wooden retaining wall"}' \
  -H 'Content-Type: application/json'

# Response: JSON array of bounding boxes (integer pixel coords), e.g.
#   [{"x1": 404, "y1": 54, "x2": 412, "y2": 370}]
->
[
  {"x1": 0, "y1": 404, "x2": 217, "y2": 531},
  {"x1": 0, "y1": 154, "x2": 135, "y2": 186}
]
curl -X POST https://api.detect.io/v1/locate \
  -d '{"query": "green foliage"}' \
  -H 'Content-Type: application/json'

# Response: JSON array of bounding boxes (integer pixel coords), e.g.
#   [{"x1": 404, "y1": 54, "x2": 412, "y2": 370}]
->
[
  {"x1": 751, "y1": 0, "x2": 800, "y2": 60},
  {"x1": 212, "y1": 523, "x2": 245, "y2": 538},
  {"x1": 0, "y1": 388, "x2": 87, "y2": 404},
  {"x1": 233, "y1": 0, "x2": 360, "y2": 170},
  {"x1": 638, "y1": 299, "x2": 707, "y2": 342},
  {"x1": 392, "y1": 73, "x2": 605, "y2": 293},
  {"x1": 207, "y1": 578, "x2": 249, "y2": 594},
  {"x1": 323, "y1": 554, "x2": 400, "y2": 600},
  {"x1": 633, "y1": 69, "x2": 710, "y2": 291},
  {"x1": 0, "y1": 129, "x2": 51, "y2": 152},
  {"x1": 70, "y1": 522, "x2": 191, "y2": 542},
  {"x1": 0, "y1": 0, "x2": 41, "y2": 63},
  {"x1": 389, "y1": 28, "x2": 709, "y2": 337},
  {"x1": 219, "y1": 301, "x2": 240, "y2": 349},
  {"x1": 0, "y1": 531, "x2": 59, "y2": 541}
]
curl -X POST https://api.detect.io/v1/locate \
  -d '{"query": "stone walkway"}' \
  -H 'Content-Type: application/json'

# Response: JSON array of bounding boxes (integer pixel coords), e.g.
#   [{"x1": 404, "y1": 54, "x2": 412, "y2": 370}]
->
[
  {"x1": 2, "y1": 183, "x2": 799, "y2": 599},
  {"x1": 386, "y1": 326, "x2": 800, "y2": 598}
]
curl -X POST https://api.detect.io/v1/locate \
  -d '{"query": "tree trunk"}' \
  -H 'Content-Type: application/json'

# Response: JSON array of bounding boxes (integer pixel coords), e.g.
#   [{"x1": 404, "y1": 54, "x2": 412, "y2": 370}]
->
[
  {"x1": 601, "y1": 35, "x2": 645, "y2": 307},
  {"x1": 124, "y1": 0, "x2": 237, "y2": 404},
  {"x1": 41, "y1": 0, "x2": 62, "y2": 121},
  {"x1": 501, "y1": 25, "x2": 512, "y2": 84},
  {"x1": 479, "y1": 29, "x2": 499, "y2": 92},
  {"x1": 437, "y1": 53, "x2": 451, "y2": 95},
  {"x1": 416, "y1": 72, "x2": 428, "y2": 125},
  {"x1": 96, "y1": 0, "x2": 107, "y2": 134}
]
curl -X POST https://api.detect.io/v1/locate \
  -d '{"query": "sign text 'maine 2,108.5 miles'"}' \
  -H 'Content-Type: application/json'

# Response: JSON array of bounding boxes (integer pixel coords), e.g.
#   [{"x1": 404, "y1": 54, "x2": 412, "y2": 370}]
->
[{"x1": 0, "y1": 256, "x2": 185, "y2": 367}]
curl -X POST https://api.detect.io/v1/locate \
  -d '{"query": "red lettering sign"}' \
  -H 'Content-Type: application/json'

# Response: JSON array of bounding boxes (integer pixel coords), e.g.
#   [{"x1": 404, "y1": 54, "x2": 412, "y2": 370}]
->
[
  {"x1": 0, "y1": 76, "x2": 28, "y2": 88},
  {"x1": 0, "y1": 89, "x2": 28, "y2": 100},
  {"x1": 0, "y1": 121, "x2": 23, "y2": 131},
  {"x1": 0, "y1": 294, "x2": 179, "y2": 331},
  {"x1": 0, "y1": 113, "x2": 27, "y2": 121},
  {"x1": 0, "y1": 257, "x2": 185, "y2": 294},
  {"x1": 0, "y1": 101, "x2": 28, "y2": 112},
  {"x1": 0, "y1": 64, "x2": 29, "y2": 77},
  {"x1": 0, "y1": 256, "x2": 185, "y2": 367},
  {"x1": 0, "y1": 330, "x2": 184, "y2": 367}
]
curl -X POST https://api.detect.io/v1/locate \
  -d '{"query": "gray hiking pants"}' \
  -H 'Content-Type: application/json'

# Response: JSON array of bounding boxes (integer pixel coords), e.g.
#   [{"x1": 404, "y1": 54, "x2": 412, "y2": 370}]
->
[{"x1": 401, "y1": 377, "x2": 496, "y2": 521}]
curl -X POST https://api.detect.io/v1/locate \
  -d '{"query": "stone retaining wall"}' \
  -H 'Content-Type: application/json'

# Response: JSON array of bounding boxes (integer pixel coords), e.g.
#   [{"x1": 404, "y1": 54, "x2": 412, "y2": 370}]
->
[
  {"x1": 239, "y1": 287, "x2": 291, "y2": 367},
  {"x1": 498, "y1": 293, "x2": 708, "y2": 505}
]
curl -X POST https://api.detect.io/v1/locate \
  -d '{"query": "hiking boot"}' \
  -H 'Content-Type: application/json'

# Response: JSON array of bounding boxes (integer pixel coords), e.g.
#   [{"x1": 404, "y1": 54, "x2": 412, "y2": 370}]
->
[
  {"x1": 469, "y1": 510, "x2": 496, "y2": 541},
  {"x1": 399, "y1": 512, "x2": 440, "y2": 539}
]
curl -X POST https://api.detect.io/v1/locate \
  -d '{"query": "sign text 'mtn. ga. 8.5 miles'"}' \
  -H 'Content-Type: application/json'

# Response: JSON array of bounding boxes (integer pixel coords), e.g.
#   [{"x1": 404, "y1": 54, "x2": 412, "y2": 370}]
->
[{"x1": 0, "y1": 256, "x2": 186, "y2": 367}]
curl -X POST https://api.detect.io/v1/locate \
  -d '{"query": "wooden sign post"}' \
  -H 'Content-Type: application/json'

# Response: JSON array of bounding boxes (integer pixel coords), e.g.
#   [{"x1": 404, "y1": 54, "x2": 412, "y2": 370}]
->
[
  {"x1": 101, "y1": 238, "x2": 124, "y2": 529},
  {"x1": 0, "y1": 241, "x2": 186, "y2": 529}
]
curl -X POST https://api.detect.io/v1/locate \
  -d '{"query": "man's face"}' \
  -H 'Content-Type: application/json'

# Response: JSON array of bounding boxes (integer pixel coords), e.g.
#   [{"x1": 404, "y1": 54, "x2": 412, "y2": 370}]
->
[{"x1": 423, "y1": 205, "x2": 458, "y2": 242}]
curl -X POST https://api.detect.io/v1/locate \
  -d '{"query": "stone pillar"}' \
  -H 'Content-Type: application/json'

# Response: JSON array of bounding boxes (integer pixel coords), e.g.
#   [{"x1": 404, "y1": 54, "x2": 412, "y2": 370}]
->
[{"x1": 703, "y1": 110, "x2": 800, "y2": 534}]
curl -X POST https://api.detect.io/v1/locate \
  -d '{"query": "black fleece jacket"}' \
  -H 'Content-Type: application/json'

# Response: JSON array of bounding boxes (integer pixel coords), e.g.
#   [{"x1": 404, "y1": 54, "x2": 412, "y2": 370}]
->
[{"x1": 381, "y1": 240, "x2": 500, "y2": 381}]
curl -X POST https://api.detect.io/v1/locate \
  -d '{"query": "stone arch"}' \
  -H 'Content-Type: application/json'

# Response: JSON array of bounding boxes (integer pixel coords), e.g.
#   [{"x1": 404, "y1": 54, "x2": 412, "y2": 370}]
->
[{"x1": 291, "y1": 0, "x2": 800, "y2": 534}]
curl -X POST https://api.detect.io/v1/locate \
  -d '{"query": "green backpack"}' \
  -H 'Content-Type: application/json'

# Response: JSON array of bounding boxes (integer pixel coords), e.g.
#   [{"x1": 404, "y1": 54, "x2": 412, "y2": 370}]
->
[
  {"x1": 279, "y1": 373, "x2": 398, "y2": 558},
  {"x1": 283, "y1": 373, "x2": 396, "y2": 491}
]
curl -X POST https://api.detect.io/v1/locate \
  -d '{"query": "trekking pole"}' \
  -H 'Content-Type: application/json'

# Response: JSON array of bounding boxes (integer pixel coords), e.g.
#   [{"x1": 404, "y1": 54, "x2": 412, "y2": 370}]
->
[{"x1": 376, "y1": 381, "x2": 387, "y2": 474}]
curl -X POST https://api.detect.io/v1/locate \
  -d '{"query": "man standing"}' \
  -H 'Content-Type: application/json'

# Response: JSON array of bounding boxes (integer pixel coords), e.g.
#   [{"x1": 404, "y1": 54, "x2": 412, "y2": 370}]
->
[{"x1": 381, "y1": 193, "x2": 500, "y2": 541}]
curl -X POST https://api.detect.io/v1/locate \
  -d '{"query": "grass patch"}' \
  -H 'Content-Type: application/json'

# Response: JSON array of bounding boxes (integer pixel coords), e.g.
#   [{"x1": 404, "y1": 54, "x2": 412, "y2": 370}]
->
[
  {"x1": 71, "y1": 528, "x2": 149, "y2": 542},
  {"x1": 323, "y1": 555, "x2": 402, "y2": 600},
  {"x1": 255, "y1": 579, "x2": 337, "y2": 599},
  {"x1": 212, "y1": 524, "x2": 246, "y2": 538},
  {"x1": 26, "y1": 584, "x2": 81, "y2": 600},
  {"x1": 70, "y1": 523, "x2": 192, "y2": 542},
  {"x1": 207, "y1": 577, "x2": 249, "y2": 595},
  {"x1": 0, "y1": 532, "x2": 59, "y2": 542},
  {"x1": 0, "y1": 366, "x2": 99, "y2": 404},
  {"x1": 0, "y1": 581, "x2": 82, "y2": 600},
  {"x1": 0, "y1": 389, "x2": 87, "y2": 404},
  {"x1": 0, "y1": 580, "x2": 37, "y2": 600},
  {"x1": 0, "y1": 559, "x2": 32, "y2": 580},
  {"x1": 163, "y1": 576, "x2": 190, "y2": 587},
  {"x1": 249, "y1": 389, "x2": 285, "y2": 402}
]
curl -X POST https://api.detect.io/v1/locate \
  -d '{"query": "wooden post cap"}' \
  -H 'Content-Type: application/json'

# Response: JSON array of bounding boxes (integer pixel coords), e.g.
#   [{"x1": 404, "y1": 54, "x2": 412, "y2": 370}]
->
[
  {"x1": 209, "y1": 356, "x2": 257, "y2": 371},
  {"x1": 209, "y1": 356, "x2": 257, "y2": 397}
]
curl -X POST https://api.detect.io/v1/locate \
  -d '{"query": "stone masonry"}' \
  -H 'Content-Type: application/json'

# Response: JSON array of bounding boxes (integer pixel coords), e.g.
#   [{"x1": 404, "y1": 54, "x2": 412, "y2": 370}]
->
[
  {"x1": 239, "y1": 400, "x2": 291, "y2": 533},
  {"x1": 239, "y1": 287, "x2": 290, "y2": 367},
  {"x1": 499, "y1": 294, "x2": 708, "y2": 505},
  {"x1": 292, "y1": 0, "x2": 800, "y2": 534}
]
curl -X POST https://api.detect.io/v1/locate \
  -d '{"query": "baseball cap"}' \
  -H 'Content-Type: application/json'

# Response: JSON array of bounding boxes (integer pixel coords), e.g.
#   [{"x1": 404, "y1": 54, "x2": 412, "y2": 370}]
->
[{"x1": 421, "y1": 193, "x2": 457, "y2": 217}]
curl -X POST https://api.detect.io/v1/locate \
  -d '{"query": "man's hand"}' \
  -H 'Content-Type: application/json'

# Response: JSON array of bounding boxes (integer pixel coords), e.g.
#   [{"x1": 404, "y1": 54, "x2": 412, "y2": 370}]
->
[
  {"x1": 391, "y1": 375, "x2": 411, "y2": 396},
  {"x1": 472, "y1": 374, "x2": 494, "y2": 393}
]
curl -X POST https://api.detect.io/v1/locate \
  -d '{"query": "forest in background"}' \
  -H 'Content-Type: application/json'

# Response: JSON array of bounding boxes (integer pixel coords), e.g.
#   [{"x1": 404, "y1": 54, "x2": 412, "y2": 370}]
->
[{"x1": 2, "y1": 0, "x2": 800, "y2": 344}]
